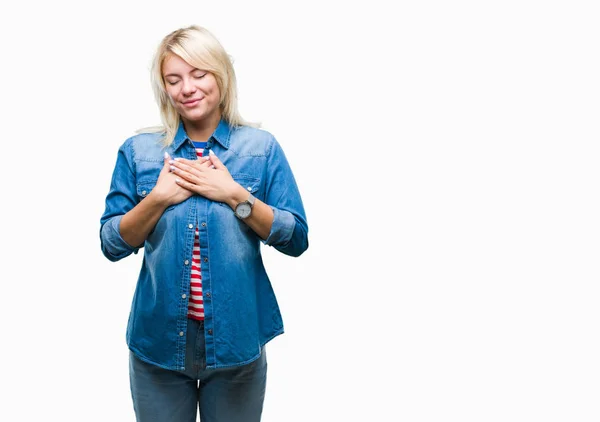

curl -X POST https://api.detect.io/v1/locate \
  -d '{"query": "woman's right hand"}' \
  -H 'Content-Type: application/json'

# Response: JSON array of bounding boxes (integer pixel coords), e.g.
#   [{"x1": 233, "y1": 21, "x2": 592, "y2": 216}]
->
[
  {"x1": 119, "y1": 152, "x2": 212, "y2": 248},
  {"x1": 151, "y1": 152, "x2": 209, "y2": 207}
]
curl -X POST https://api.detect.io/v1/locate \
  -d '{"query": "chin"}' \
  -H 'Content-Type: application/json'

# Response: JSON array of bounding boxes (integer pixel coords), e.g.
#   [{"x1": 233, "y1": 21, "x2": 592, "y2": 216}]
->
[{"x1": 180, "y1": 109, "x2": 205, "y2": 121}]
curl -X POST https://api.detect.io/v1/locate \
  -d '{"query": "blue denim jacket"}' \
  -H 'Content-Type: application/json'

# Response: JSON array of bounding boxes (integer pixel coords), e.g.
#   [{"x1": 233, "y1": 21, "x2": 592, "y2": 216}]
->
[{"x1": 100, "y1": 120, "x2": 308, "y2": 370}]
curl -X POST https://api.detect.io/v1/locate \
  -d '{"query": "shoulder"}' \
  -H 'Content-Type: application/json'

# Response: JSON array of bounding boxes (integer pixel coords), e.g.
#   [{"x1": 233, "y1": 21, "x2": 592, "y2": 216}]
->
[
  {"x1": 119, "y1": 131, "x2": 165, "y2": 160},
  {"x1": 228, "y1": 125, "x2": 279, "y2": 157}
]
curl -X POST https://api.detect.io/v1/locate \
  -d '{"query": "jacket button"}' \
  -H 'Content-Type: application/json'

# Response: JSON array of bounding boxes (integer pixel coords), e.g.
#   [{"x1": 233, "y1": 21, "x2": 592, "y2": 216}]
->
[
  {"x1": 208, "y1": 329, "x2": 213, "y2": 335},
  {"x1": 203, "y1": 257, "x2": 208, "y2": 263},
  {"x1": 205, "y1": 292, "x2": 211, "y2": 298},
  {"x1": 184, "y1": 260, "x2": 189, "y2": 265},
  {"x1": 179, "y1": 331, "x2": 184, "y2": 336},
  {"x1": 188, "y1": 224, "x2": 193, "y2": 229},
  {"x1": 201, "y1": 222, "x2": 206, "y2": 227}
]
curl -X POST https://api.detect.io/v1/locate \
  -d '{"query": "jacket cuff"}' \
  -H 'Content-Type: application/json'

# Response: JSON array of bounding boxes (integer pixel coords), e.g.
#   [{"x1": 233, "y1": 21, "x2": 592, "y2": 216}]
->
[
  {"x1": 264, "y1": 207, "x2": 295, "y2": 246},
  {"x1": 101, "y1": 215, "x2": 139, "y2": 261}
]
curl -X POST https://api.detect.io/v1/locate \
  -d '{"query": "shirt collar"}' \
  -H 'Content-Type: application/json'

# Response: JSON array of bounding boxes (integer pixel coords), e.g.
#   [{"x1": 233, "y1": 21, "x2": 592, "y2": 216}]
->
[
  {"x1": 212, "y1": 119, "x2": 232, "y2": 149},
  {"x1": 172, "y1": 119, "x2": 233, "y2": 150}
]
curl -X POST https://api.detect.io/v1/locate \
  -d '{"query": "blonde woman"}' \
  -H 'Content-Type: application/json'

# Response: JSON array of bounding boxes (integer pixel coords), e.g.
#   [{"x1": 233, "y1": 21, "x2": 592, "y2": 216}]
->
[{"x1": 100, "y1": 25, "x2": 308, "y2": 422}]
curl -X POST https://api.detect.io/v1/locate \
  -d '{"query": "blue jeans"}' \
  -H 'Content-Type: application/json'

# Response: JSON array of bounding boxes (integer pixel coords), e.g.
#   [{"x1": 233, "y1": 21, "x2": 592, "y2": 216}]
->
[{"x1": 129, "y1": 318, "x2": 267, "y2": 422}]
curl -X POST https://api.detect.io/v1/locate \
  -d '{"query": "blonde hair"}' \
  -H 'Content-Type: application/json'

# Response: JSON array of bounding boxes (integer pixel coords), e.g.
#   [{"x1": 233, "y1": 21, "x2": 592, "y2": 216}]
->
[{"x1": 138, "y1": 25, "x2": 256, "y2": 145}]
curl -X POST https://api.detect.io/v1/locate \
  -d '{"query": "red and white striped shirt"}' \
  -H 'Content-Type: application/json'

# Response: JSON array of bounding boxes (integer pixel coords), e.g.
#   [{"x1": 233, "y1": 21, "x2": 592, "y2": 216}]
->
[{"x1": 187, "y1": 141, "x2": 207, "y2": 320}]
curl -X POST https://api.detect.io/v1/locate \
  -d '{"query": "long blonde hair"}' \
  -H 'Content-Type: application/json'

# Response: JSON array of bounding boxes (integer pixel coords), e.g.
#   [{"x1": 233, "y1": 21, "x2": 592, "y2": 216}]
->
[{"x1": 138, "y1": 25, "x2": 256, "y2": 145}]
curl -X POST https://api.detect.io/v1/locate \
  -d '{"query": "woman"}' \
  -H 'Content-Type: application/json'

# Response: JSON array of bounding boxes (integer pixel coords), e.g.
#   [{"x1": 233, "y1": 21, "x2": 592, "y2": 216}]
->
[{"x1": 99, "y1": 25, "x2": 308, "y2": 422}]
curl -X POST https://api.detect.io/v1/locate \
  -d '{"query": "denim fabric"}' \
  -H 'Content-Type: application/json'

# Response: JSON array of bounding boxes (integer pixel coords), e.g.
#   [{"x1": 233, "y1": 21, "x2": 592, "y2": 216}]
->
[
  {"x1": 130, "y1": 318, "x2": 267, "y2": 422},
  {"x1": 100, "y1": 120, "x2": 308, "y2": 370}
]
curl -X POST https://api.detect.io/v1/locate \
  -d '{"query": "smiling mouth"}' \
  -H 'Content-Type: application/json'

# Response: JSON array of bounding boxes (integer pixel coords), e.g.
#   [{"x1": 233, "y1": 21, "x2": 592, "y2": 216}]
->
[{"x1": 183, "y1": 98, "x2": 202, "y2": 107}]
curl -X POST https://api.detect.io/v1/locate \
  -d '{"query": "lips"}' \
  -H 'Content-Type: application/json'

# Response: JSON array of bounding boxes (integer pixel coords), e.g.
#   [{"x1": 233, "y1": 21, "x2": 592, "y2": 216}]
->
[{"x1": 182, "y1": 98, "x2": 202, "y2": 107}]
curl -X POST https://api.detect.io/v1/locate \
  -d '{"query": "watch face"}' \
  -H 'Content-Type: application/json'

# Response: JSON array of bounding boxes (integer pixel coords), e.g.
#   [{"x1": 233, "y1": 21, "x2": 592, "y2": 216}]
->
[{"x1": 236, "y1": 203, "x2": 252, "y2": 219}]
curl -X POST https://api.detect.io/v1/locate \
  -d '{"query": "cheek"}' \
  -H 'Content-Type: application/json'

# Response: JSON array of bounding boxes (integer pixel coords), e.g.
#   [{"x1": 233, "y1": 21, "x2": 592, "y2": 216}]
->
[
  {"x1": 165, "y1": 86, "x2": 179, "y2": 100},
  {"x1": 209, "y1": 86, "x2": 221, "y2": 103},
  {"x1": 203, "y1": 78, "x2": 220, "y2": 97},
  {"x1": 166, "y1": 91, "x2": 181, "y2": 108}
]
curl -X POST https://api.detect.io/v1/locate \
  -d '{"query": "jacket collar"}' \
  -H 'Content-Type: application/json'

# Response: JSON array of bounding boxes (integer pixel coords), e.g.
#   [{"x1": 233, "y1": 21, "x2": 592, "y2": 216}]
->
[{"x1": 172, "y1": 119, "x2": 232, "y2": 150}]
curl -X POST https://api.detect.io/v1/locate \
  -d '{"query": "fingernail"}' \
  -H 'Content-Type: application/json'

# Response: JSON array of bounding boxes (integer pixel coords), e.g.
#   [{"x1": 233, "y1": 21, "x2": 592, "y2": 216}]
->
[
  {"x1": 209, "y1": 149, "x2": 215, "y2": 155},
  {"x1": 168, "y1": 160, "x2": 174, "y2": 164},
  {"x1": 164, "y1": 151, "x2": 170, "y2": 159},
  {"x1": 170, "y1": 166, "x2": 176, "y2": 172}
]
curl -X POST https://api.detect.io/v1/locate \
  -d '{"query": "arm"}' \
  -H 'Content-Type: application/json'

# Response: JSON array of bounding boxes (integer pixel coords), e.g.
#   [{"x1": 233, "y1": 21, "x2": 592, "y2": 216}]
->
[
  {"x1": 169, "y1": 152, "x2": 275, "y2": 240},
  {"x1": 223, "y1": 181, "x2": 274, "y2": 241},
  {"x1": 119, "y1": 153, "x2": 194, "y2": 246},
  {"x1": 100, "y1": 146, "x2": 193, "y2": 261},
  {"x1": 100, "y1": 141, "x2": 140, "y2": 261},
  {"x1": 260, "y1": 137, "x2": 309, "y2": 257},
  {"x1": 169, "y1": 139, "x2": 308, "y2": 256},
  {"x1": 118, "y1": 189, "x2": 171, "y2": 248}
]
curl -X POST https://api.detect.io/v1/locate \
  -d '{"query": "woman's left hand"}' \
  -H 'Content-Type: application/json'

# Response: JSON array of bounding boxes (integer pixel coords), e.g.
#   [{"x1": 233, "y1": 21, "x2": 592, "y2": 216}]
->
[{"x1": 169, "y1": 152, "x2": 241, "y2": 204}]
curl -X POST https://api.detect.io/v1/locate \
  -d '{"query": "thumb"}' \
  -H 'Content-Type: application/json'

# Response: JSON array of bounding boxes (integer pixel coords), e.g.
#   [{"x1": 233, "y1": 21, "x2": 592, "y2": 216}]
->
[{"x1": 208, "y1": 150, "x2": 224, "y2": 169}]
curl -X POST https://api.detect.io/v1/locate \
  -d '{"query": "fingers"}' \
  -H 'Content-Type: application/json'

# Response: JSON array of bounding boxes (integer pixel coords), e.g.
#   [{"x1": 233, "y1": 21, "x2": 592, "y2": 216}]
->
[
  {"x1": 170, "y1": 156, "x2": 213, "y2": 173},
  {"x1": 161, "y1": 151, "x2": 171, "y2": 174},
  {"x1": 172, "y1": 156, "x2": 212, "y2": 169},
  {"x1": 208, "y1": 150, "x2": 223, "y2": 169},
  {"x1": 198, "y1": 156, "x2": 213, "y2": 168},
  {"x1": 171, "y1": 156, "x2": 209, "y2": 165},
  {"x1": 167, "y1": 152, "x2": 222, "y2": 181},
  {"x1": 170, "y1": 159, "x2": 196, "y2": 175},
  {"x1": 169, "y1": 165, "x2": 197, "y2": 195},
  {"x1": 169, "y1": 161, "x2": 204, "y2": 188},
  {"x1": 174, "y1": 177, "x2": 192, "y2": 190}
]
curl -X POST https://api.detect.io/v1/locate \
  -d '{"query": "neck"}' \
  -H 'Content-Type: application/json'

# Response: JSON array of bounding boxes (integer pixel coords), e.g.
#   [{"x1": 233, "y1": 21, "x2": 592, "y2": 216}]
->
[{"x1": 182, "y1": 110, "x2": 222, "y2": 142}]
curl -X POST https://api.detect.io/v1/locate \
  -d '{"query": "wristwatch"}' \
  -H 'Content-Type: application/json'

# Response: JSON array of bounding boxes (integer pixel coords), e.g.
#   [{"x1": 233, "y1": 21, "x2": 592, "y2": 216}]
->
[{"x1": 234, "y1": 193, "x2": 256, "y2": 219}]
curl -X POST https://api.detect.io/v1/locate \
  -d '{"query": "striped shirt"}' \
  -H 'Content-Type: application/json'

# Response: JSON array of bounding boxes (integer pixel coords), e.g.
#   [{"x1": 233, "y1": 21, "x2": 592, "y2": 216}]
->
[{"x1": 187, "y1": 141, "x2": 207, "y2": 320}]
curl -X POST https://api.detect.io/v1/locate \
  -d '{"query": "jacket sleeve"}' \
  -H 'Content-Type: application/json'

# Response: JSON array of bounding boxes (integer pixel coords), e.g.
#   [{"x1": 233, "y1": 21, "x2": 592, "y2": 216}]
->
[
  {"x1": 262, "y1": 136, "x2": 309, "y2": 257},
  {"x1": 99, "y1": 139, "x2": 140, "y2": 262}
]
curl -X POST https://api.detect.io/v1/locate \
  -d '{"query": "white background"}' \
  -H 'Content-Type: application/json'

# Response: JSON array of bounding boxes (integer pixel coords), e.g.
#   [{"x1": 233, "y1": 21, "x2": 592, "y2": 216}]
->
[{"x1": 0, "y1": 1, "x2": 599, "y2": 421}]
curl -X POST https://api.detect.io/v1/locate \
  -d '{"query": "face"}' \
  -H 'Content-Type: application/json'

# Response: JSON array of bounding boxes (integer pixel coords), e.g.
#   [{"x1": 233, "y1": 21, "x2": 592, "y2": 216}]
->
[{"x1": 162, "y1": 53, "x2": 221, "y2": 125}]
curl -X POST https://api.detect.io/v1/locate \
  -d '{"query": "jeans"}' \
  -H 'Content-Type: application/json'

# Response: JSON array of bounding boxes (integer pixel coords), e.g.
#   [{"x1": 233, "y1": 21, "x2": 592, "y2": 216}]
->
[{"x1": 129, "y1": 318, "x2": 267, "y2": 422}]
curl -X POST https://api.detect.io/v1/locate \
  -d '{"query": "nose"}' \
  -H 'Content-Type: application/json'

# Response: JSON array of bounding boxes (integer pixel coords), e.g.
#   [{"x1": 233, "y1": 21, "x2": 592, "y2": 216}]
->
[{"x1": 181, "y1": 77, "x2": 196, "y2": 95}]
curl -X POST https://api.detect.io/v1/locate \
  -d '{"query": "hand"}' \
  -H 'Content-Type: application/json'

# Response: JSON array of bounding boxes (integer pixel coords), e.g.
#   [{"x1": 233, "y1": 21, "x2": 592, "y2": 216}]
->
[
  {"x1": 150, "y1": 152, "x2": 195, "y2": 207},
  {"x1": 170, "y1": 151, "x2": 243, "y2": 204}
]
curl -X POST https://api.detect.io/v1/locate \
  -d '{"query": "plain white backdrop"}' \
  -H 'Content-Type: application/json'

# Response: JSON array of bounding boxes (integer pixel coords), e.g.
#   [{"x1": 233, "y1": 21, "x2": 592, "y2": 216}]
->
[{"x1": 1, "y1": 1, "x2": 599, "y2": 421}]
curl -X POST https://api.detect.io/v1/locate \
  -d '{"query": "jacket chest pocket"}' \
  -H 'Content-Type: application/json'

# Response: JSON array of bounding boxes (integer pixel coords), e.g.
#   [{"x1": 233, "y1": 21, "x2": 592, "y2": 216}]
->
[
  {"x1": 232, "y1": 174, "x2": 262, "y2": 199},
  {"x1": 136, "y1": 181, "x2": 155, "y2": 200},
  {"x1": 137, "y1": 180, "x2": 176, "y2": 211},
  {"x1": 213, "y1": 174, "x2": 262, "y2": 212}
]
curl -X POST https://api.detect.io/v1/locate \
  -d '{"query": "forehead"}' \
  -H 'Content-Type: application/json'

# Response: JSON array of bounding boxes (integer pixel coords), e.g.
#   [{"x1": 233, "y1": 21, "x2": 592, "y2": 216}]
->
[{"x1": 162, "y1": 53, "x2": 196, "y2": 75}]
